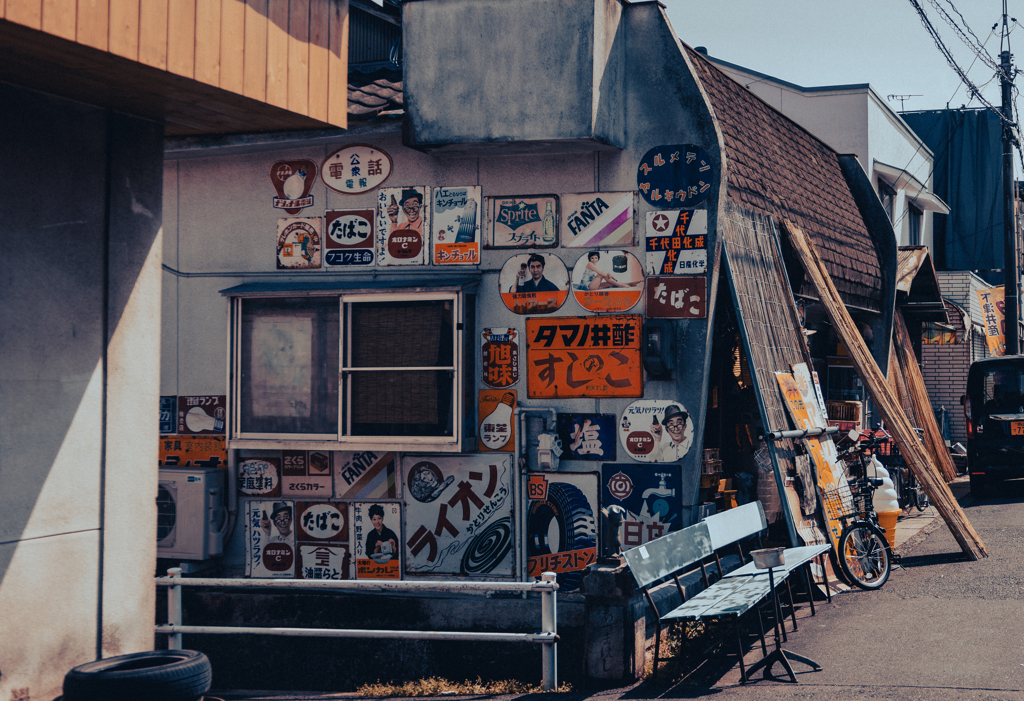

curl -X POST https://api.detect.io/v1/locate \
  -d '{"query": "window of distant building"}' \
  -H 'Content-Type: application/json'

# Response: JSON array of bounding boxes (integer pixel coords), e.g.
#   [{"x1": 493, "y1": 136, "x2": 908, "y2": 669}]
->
[
  {"x1": 908, "y1": 202, "x2": 922, "y2": 246},
  {"x1": 878, "y1": 179, "x2": 896, "y2": 223}
]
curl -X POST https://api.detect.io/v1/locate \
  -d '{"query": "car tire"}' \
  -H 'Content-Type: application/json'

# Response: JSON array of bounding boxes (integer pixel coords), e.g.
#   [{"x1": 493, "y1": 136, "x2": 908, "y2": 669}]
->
[
  {"x1": 63, "y1": 649, "x2": 211, "y2": 701},
  {"x1": 969, "y1": 471, "x2": 990, "y2": 496}
]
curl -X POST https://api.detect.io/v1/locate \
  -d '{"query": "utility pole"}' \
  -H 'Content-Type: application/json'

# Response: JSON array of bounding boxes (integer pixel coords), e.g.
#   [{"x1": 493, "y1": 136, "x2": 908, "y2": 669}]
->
[{"x1": 1001, "y1": 11, "x2": 1019, "y2": 355}]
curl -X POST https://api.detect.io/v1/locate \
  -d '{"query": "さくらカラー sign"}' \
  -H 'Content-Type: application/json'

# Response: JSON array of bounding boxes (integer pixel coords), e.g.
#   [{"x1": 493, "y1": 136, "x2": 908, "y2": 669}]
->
[{"x1": 526, "y1": 315, "x2": 642, "y2": 398}]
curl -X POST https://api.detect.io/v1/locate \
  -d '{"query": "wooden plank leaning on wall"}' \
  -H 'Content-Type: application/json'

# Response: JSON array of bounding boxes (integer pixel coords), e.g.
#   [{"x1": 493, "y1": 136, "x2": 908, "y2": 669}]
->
[
  {"x1": 782, "y1": 219, "x2": 987, "y2": 560},
  {"x1": 893, "y1": 310, "x2": 960, "y2": 483}
]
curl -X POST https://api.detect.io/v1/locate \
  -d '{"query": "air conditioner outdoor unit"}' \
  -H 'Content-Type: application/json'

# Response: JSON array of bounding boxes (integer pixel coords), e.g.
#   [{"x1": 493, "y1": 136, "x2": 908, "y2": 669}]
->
[{"x1": 157, "y1": 466, "x2": 227, "y2": 560}]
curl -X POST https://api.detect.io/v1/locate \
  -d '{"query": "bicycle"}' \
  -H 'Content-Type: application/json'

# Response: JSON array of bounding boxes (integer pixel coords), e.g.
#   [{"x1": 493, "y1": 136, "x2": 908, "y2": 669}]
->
[
  {"x1": 879, "y1": 430, "x2": 930, "y2": 513},
  {"x1": 821, "y1": 431, "x2": 892, "y2": 590}
]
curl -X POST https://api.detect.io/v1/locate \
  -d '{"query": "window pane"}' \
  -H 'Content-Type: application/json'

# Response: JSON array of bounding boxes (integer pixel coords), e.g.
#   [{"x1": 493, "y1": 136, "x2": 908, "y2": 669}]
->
[
  {"x1": 349, "y1": 300, "x2": 453, "y2": 368},
  {"x1": 349, "y1": 370, "x2": 454, "y2": 436},
  {"x1": 240, "y1": 297, "x2": 338, "y2": 434}
]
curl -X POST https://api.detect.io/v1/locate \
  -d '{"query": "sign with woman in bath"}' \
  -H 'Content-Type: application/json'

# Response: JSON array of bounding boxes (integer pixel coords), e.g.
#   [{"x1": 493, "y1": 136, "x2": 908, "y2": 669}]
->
[
  {"x1": 618, "y1": 400, "x2": 694, "y2": 462},
  {"x1": 570, "y1": 250, "x2": 644, "y2": 313}
]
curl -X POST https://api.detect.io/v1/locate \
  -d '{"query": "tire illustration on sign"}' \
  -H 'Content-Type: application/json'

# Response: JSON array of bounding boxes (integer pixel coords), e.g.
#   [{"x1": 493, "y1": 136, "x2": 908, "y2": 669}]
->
[
  {"x1": 460, "y1": 516, "x2": 514, "y2": 575},
  {"x1": 527, "y1": 481, "x2": 597, "y2": 591}
]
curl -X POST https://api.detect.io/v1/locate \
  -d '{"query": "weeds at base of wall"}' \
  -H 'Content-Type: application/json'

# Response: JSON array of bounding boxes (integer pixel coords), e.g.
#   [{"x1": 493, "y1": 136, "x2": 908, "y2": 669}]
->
[
  {"x1": 643, "y1": 620, "x2": 734, "y2": 681},
  {"x1": 357, "y1": 676, "x2": 573, "y2": 697}
]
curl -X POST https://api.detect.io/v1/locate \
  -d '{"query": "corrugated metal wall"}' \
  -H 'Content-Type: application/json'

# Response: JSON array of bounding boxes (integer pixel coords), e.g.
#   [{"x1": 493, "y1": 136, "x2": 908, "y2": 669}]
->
[{"x1": 350, "y1": 6, "x2": 401, "y2": 64}]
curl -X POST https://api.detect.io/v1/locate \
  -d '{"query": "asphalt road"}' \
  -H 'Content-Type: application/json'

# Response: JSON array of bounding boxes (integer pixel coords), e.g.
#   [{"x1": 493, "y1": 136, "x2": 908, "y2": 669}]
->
[{"x1": 217, "y1": 478, "x2": 1024, "y2": 701}]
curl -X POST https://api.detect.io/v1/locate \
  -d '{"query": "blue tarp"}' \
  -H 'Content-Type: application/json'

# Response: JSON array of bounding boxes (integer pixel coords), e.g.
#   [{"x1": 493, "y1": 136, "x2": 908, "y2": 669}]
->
[{"x1": 901, "y1": 108, "x2": 1003, "y2": 272}]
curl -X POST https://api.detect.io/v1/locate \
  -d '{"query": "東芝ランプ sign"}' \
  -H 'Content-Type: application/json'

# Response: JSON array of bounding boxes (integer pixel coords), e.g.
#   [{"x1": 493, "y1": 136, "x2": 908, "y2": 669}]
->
[{"x1": 526, "y1": 315, "x2": 642, "y2": 398}]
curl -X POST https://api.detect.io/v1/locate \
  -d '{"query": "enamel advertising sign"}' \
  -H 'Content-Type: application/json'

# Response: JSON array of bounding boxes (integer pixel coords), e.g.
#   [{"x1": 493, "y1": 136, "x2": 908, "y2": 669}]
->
[
  {"x1": 636, "y1": 144, "x2": 713, "y2": 208},
  {"x1": 526, "y1": 472, "x2": 599, "y2": 592},
  {"x1": 376, "y1": 186, "x2": 429, "y2": 266},
  {"x1": 486, "y1": 195, "x2": 558, "y2": 248},
  {"x1": 645, "y1": 276, "x2": 708, "y2": 319},
  {"x1": 556, "y1": 413, "x2": 617, "y2": 461},
  {"x1": 352, "y1": 502, "x2": 402, "y2": 579},
  {"x1": 526, "y1": 315, "x2": 643, "y2": 399},
  {"x1": 238, "y1": 456, "x2": 281, "y2": 496},
  {"x1": 296, "y1": 501, "x2": 348, "y2": 543},
  {"x1": 601, "y1": 464, "x2": 682, "y2": 550},
  {"x1": 645, "y1": 209, "x2": 708, "y2": 275},
  {"x1": 478, "y1": 390, "x2": 516, "y2": 452},
  {"x1": 481, "y1": 327, "x2": 519, "y2": 388},
  {"x1": 176, "y1": 395, "x2": 226, "y2": 435},
  {"x1": 334, "y1": 451, "x2": 399, "y2": 499},
  {"x1": 498, "y1": 253, "x2": 569, "y2": 315},
  {"x1": 618, "y1": 400, "x2": 694, "y2": 462},
  {"x1": 560, "y1": 192, "x2": 636, "y2": 247},
  {"x1": 403, "y1": 455, "x2": 515, "y2": 577},
  {"x1": 277, "y1": 217, "x2": 322, "y2": 269},
  {"x1": 298, "y1": 543, "x2": 350, "y2": 580},
  {"x1": 280, "y1": 450, "x2": 333, "y2": 498},
  {"x1": 158, "y1": 436, "x2": 227, "y2": 467},
  {"x1": 321, "y1": 144, "x2": 392, "y2": 195},
  {"x1": 570, "y1": 250, "x2": 644, "y2": 313},
  {"x1": 246, "y1": 500, "x2": 296, "y2": 578},
  {"x1": 431, "y1": 186, "x2": 482, "y2": 265},
  {"x1": 324, "y1": 209, "x2": 374, "y2": 268},
  {"x1": 270, "y1": 159, "x2": 317, "y2": 214}
]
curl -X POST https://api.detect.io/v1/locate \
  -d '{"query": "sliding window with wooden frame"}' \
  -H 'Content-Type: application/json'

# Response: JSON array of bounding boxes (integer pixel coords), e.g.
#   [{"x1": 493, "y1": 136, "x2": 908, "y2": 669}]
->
[{"x1": 230, "y1": 290, "x2": 467, "y2": 452}]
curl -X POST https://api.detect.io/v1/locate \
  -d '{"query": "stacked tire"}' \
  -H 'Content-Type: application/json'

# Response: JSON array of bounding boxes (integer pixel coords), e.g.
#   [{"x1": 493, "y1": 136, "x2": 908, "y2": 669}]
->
[{"x1": 62, "y1": 649, "x2": 211, "y2": 701}]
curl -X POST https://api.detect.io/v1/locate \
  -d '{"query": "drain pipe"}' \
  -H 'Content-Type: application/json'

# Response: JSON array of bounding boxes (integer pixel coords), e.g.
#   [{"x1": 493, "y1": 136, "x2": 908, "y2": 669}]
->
[{"x1": 515, "y1": 406, "x2": 558, "y2": 583}]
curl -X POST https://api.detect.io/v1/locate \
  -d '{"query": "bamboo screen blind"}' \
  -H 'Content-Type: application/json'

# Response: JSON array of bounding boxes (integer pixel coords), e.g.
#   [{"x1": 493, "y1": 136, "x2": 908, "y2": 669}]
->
[{"x1": 0, "y1": 0, "x2": 348, "y2": 128}]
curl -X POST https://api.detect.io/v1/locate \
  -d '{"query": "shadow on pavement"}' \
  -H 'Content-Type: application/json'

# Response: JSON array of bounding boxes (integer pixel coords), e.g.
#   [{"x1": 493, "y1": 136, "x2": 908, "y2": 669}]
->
[{"x1": 896, "y1": 551, "x2": 971, "y2": 568}]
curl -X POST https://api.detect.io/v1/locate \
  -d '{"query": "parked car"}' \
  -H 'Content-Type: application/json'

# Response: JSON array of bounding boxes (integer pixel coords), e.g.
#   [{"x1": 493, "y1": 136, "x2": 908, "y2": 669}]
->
[{"x1": 962, "y1": 355, "x2": 1024, "y2": 493}]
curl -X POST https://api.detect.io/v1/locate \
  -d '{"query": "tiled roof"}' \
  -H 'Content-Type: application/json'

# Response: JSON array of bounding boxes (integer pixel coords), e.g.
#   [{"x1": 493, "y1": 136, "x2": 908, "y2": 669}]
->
[
  {"x1": 349, "y1": 65, "x2": 404, "y2": 120},
  {"x1": 687, "y1": 47, "x2": 883, "y2": 312}
]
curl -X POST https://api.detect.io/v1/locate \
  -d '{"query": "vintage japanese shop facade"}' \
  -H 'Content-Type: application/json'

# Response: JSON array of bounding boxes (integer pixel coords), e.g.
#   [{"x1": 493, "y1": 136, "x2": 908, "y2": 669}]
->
[{"x1": 159, "y1": 0, "x2": 897, "y2": 685}]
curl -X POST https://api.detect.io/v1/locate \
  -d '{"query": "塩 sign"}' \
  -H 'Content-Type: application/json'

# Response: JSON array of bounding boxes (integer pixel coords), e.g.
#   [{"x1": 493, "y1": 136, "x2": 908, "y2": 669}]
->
[
  {"x1": 526, "y1": 315, "x2": 642, "y2": 398},
  {"x1": 645, "y1": 276, "x2": 707, "y2": 319},
  {"x1": 556, "y1": 413, "x2": 616, "y2": 461},
  {"x1": 645, "y1": 209, "x2": 708, "y2": 275},
  {"x1": 636, "y1": 144, "x2": 713, "y2": 208}
]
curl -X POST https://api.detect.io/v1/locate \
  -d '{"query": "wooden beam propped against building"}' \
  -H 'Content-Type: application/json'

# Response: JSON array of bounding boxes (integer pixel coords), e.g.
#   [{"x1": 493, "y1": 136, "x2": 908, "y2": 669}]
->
[{"x1": 781, "y1": 219, "x2": 987, "y2": 560}]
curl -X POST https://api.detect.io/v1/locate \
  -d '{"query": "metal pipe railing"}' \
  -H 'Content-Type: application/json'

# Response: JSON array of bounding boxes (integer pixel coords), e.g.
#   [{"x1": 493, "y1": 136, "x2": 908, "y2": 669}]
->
[{"x1": 156, "y1": 568, "x2": 560, "y2": 691}]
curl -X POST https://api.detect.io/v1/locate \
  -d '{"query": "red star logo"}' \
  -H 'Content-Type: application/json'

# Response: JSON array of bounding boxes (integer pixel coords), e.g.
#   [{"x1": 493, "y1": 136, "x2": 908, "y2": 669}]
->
[{"x1": 651, "y1": 213, "x2": 670, "y2": 232}]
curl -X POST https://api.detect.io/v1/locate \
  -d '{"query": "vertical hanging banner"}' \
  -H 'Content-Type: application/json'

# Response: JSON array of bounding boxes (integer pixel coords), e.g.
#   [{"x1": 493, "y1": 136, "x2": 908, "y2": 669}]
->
[
  {"x1": 645, "y1": 209, "x2": 709, "y2": 275},
  {"x1": 321, "y1": 144, "x2": 393, "y2": 195},
  {"x1": 977, "y1": 286, "x2": 1006, "y2": 357},
  {"x1": 570, "y1": 251, "x2": 644, "y2": 313},
  {"x1": 618, "y1": 400, "x2": 694, "y2": 462},
  {"x1": 333, "y1": 451, "x2": 398, "y2": 499},
  {"x1": 526, "y1": 315, "x2": 643, "y2": 398},
  {"x1": 478, "y1": 390, "x2": 516, "y2": 452},
  {"x1": 498, "y1": 253, "x2": 570, "y2": 315},
  {"x1": 324, "y1": 209, "x2": 374, "y2": 268},
  {"x1": 636, "y1": 144, "x2": 713, "y2": 208},
  {"x1": 526, "y1": 472, "x2": 599, "y2": 592},
  {"x1": 601, "y1": 464, "x2": 682, "y2": 550},
  {"x1": 403, "y1": 455, "x2": 515, "y2": 577},
  {"x1": 277, "y1": 217, "x2": 322, "y2": 269},
  {"x1": 486, "y1": 195, "x2": 558, "y2": 248},
  {"x1": 245, "y1": 500, "x2": 296, "y2": 578},
  {"x1": 352, "y1": 502, "x2": 402, "y2": 579},
  {"x1": 481, "y1": 328, "x2": 519, "y2": 388},
  {"x1": 270, "y1": 159, "x2": 317, "y2": 214},
  {"x1": 431, "y1": 186, "x2": 482, "y2": 265},
  {"x1": 280, "y1": 450, "x2": 333, "y2": 498},
  {"x1": 376, "y1": 187, "x2": 429, "y2": 266},
  {"x1": 556, "y1": 413, "x2": 617, "y2": 461},
  {"x1": 560, "y1": 192, "x2": 636, "y2": 247}
]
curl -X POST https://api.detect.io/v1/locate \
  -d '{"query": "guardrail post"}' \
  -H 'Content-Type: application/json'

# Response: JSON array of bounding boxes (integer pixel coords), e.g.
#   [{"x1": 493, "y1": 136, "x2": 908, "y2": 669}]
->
[
  {"x1": 540, "y1": 571, "x2": 558, "y2": 691},
  {"x1": 167, "y1": 567, "x2": 183, "y2": 650}
]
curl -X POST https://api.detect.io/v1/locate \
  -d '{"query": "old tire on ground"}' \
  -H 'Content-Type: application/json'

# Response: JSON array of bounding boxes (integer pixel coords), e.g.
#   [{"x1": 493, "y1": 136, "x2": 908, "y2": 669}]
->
[{"x1": 63, "y1": 649, "x2": 211, "y2": 701}]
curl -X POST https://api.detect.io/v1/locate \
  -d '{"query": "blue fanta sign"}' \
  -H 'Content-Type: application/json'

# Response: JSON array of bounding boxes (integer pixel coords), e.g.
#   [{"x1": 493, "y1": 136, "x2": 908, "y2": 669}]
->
[
  {"x1": 556, "y1": 413, "x2": 616, "y2": 461},
  {"x1": 601, "y1": 463, "x2": 682, "y2": 550}
]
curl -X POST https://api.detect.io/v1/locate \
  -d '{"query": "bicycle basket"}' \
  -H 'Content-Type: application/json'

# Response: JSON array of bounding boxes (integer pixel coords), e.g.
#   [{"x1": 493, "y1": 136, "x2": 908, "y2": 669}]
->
[{"x1": 821, "y1": 482, "x2": 857, "y2": 519}]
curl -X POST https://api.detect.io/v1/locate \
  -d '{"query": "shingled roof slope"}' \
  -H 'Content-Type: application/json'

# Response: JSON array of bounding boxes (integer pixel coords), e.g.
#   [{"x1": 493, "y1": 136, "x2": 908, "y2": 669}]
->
[
  {"x1": 349, "y1": 65, "x2": 404, "y2": 120},
  {"x1": 687, "y1": 47, "x2": 883, "y2": 312}
]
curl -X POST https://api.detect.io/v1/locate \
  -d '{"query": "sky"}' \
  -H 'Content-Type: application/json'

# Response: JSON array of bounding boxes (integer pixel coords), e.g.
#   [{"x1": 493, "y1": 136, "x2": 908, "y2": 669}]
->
[{"x1": 665, "y1": 0, "x2": 1024, "y2": 114}]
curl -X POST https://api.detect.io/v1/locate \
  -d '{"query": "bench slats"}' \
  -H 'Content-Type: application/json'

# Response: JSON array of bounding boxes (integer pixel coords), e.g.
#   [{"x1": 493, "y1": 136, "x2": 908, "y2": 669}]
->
[
  {"x1": 721, "y1": 544, "x2": 831, "y2": 579},
  {"x1": 662, "y1": 575, "x2": 771, "y2": 620},
  {"x1": 621, "y1": 521, "x2": 713, "y2": 589},
  {"x1": 702, "y1": 501, "x2": 767, "y2": 551}
]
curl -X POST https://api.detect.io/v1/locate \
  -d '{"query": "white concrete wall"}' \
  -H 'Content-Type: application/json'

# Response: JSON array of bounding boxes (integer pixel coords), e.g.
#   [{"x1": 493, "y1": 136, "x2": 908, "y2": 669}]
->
[{"x1": 0, "y1": 86, "x2": 162, "y2": 700}]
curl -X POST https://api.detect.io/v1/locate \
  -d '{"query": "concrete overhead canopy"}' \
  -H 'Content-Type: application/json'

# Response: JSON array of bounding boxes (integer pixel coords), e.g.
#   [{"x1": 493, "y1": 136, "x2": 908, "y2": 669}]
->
[
  {"x1": 874, "y1": 160, "x2": 951, "y2": 214},
  {"x1": 401, "y1": 0, "x2": 627, "y2": 154}
]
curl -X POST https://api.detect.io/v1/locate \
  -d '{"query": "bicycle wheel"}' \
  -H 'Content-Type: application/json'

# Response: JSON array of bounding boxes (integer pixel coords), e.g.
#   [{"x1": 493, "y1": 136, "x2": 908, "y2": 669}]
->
[{"x1": 838, "y1": 522, "x2": 890, "y2": 590}]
